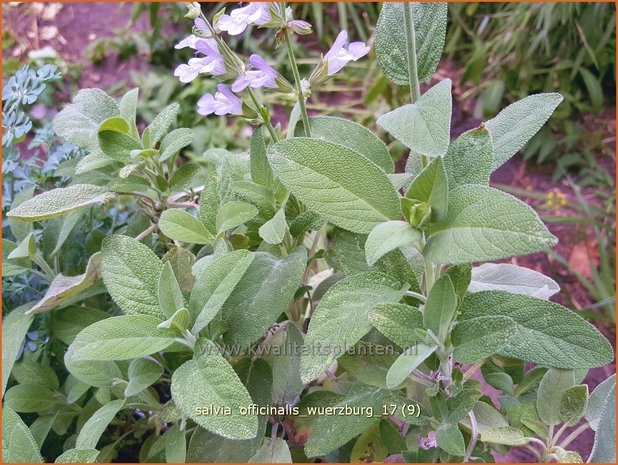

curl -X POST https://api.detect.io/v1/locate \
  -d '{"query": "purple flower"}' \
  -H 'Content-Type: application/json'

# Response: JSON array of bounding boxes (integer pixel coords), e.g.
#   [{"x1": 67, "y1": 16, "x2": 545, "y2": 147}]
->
[
  {"x1": 324, "y1": 30, "x2": 370, "y2": 76},
  {"x1": 231, "y1": 54, "x2": 277, "y2": 92},
  {"x1": 175, "y1": 34, "x2": 200, "y2": 50},
  {"x1": 418, "y1": 432, "x2": 437, "y2": 450},
  {"x1": 288, "y1": 19, "x2": 312, "y2": 35},
  {"x1": 197, "y1": 84, "x2": 243, "y2": 116},
  {"x1": 217, "y1": 3, "x2": 271, "y2": 36},
  {"x1": 174, "y1": 38, "x2": 225, "y2": 83}
]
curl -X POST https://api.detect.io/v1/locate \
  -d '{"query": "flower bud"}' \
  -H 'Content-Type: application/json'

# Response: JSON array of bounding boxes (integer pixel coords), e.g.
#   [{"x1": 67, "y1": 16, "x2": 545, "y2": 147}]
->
[
  {"x1": 184, "y1": 2, "x2": 201, "y2": 20},
  {"x1": 288, "y1": 20, "x2": 312, "y2": 36},
  {"x1": 402, "y1": 198, "x2": 432, "y2": 228},
  {"x1": 308, "y1": 58, "x2": 329, "y2": 86}
]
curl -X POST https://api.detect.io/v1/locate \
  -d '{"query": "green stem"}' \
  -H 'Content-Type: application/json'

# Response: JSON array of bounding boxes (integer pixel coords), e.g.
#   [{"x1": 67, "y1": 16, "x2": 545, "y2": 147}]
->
[
  {"x1": 405, "y1": 290, "x2": 427, "y2": 303},
  {"x1": 247, "y1": 87, "x2": 279, "y2": 142},
  {"x1": 282, "y1": 12, "x2": 311, "y2": 137},
  {"x1": 32, "y1": 254, "x2": 55, "y2": 279},
  {"x1": 403, "y1": 2, "x2": 421, "y2": 103}
]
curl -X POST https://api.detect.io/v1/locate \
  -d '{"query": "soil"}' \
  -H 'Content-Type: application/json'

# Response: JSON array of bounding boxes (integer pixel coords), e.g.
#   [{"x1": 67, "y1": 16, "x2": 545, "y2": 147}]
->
[{"x1": 3, "y1": 3, "x2": 616, "y2": 463}]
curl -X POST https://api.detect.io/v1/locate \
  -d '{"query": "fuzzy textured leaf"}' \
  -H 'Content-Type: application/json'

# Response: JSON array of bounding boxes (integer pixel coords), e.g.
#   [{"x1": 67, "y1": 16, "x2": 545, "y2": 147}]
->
[
  {"x1": 171, "y1": 344, "x2": 258, "y2": 440},
  {"x1": 423, "y1": 185, "x2": 557, "y2": 264},
  {"x1": 377, "y1": 79, "x2": 452, "y2": 157},
  {"x1": 452, "y1": 316, "x2": 518, "y2": 364},
  {"x1": 269, "y1": 138, "x2": 401, "y2": 234},
  {"x1": 159, "y1": 209, "x2": 215, "y2": 245},
  {"x1": 2, "y1": 407, "x2": 43, "y2": 463},
  {"x1": 101, "y1": 235, "x2": 164, "y2": 318},
  {"x1": 7, "y1": 184, "x2": 113, "y2": 222},
  {"x1": 443, "y1": 126, "x2": 493, "y2": 189},
  {"x1": 375, "y1": 2, "x2": 448, "y2": 84},
  {"x1": 365, "y1": 221, "x2": 421, "y2": 267},
  {"x1": 2, "y1": 304, "x2": 35, "y2": 395},
  {"x1": 369, "y1": 303, "x2": 423, "y2": 349},
  {"x1": 469, "y1": 263, "x2": 560, "y2": 300},
  {"x1": 485, "y1": 93, "x2": 563, "y2": 170},
  {"x1": 301, "y1": 272, "x2": 408, "y2": 383},
  {"x1": 459, "y1": 292, "x2": 613, "y2": 368}
]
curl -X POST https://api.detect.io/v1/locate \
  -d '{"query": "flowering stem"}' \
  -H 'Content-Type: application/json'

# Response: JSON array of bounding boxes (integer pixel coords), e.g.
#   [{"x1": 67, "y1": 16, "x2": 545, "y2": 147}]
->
[
  {"x1": 282, "y1": 23, "x2": 311, "y2": 137},
  {"x1": 403, "y1": 2, "x2": 421, "y2": 103},
  {"x1": 247, "y1": 87, "x2": 279, "y2": 142}
]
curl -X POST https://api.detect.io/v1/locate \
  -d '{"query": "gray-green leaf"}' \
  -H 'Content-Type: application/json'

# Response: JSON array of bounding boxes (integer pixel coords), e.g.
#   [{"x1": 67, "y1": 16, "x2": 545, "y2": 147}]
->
[
  {"x1": 160, "y1": 128, "x2": 194, "y2": 162},
  {"x1": 365, "y1": 221, "x2": 421, "y2": 267},
  {"x1": 269, "y1": 138, "x2": 401, "y2": 234},
  {"x1": 405, "y1": 155, "x2": 449, "y2": 221},
  {"x1": 460, "y1": 292, "x2": 613, "y2": 369},
  {"x1": 259, "y1": 209, "x2": 288, "y2": 245},
  {"x1": 423, "y1": 185, "x2": 556, "y2": 264},
  {"x1": 216, "y1": 201, "x2": 259, "y2": 234},
  {"x1": 299, "y1": 116, "x2": 394, "y2": 173},
  {"x1": 301, "y1": 272, "x2": 408, "y2": 383},
  {"x1": 452, "y1": 316, "x2": 518, "y2": 364},
  {"x1": 386, "y1": 343, "x2": 437, "y2": 388},
  {"x1": 55, "y1": 449, "x2": 100, "y2": 463},
  {"x1": 249, "y1": 438, "x2": 292, "y2": 463},
  {"x1": 75, "y1": 400, "x2": 124, "y2": 449},
  {"x1": 125, "y1": 358, "x2": 163, "y2": 397},
  {"x1": 158, "y1": 262, "x2": 186, "y2": 319},
  {"x1": 443, "y1": 125, "x2": 493, "y2": 189},
  {"x1": 436, "y1": 423, "x2": 465, "y2": 457},
  {"x1": 369, "y1": 303, "x2": 423, "y2": 349},
  {"x1": 7, "y1": 184, "x2": 113, "y2": 222},
  {"x1": 2, "y1": 407, "x2": 43, "y2": 463},
  {"x1": 101, "y1": 235, "x2": 164, "y2": 318},
  {"x1": 377, "y1": 79, "x2": 452, "y2": 158},
  {"x1": 159, "y1": 209, "x2": 215, "y2": 245},
  {"x1": 2, "y1": 304, "x2": 34, "y2": 395},
  {"x1": 67, "y1": 315, "x2": 177, "y2": 361},
  {"x1": 171, "y1": 344, "x2": 258, "y2": 440},
  {"x1": 480, "y1": 426, "x2": 530, "y2": 446},
  {"x1": 221, "y1": 249, "x2": 306, "y2": 349},
  {"x1": 485, "y1": 93, "x2": 563, "y2": 170},
  {"x1": 423, "y1": 275, "x2": 457, "y2": 343},
  {"x1": 375, "y1": 2, "x2": 448, "y2": 85},
  {"x1": 190, "y1": 249, "x2": 255, "y2": 334},
  {"x1": 560, "y1": 385, "x2": 588, "y2": 426}
]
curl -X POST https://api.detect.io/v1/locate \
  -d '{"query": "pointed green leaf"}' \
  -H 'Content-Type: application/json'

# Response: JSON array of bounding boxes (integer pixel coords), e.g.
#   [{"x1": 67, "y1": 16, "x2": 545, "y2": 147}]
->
[
  {"x1": 67, "y1": 315, "x2": 177, "y2": 361},
  {"x1": 160, "y1": 128, "x2": 194, "y2": 162},
  {"x1": 52, "y1": 88, "x2": 119, "y2": 152},
  {"x1": 537, "y1": 368, "x2": 577, "y2": 425},
  {"x1": 300, "y1": 116, "x2": 394, "y2": 173},
  {"x1": 158, "y1": 262, "x2": 186, "y2": 319},
  {"x1": 301, "y1": 272, "x2": 408, "y2": 383},
  {"x1": 125, "y1": 358, "x2": 163, "y2": 397},
  {"x1": 259, "y1": 208, "x2": 288, "y2": 245},
  {"x1": 101, "y1": 235, "x2": 164, "y2": 318},
  {"x1": 485, "y1": 93, "x2": 563, "y2": 170},
  {"x1": 460, "y1": 292, "x2": 613, "y2": 369},
  {"x1": 221, "y1": 248, "x2": 306, "y2": 349},
  {"x1": 480, "y1": 426, "x2": 529, "y2": 446},
  {"x1": 216, "y1": 201, "x2": 259, "y2": 234},
  {"x1": 560, "y1": 385, "x2": 588, "y2": 426},
  {"x1": 250, "y1": 126, "x2": 273, "y2": 188},
  {"x1": 586, "y1": 374, "x2": 616, "y2": 430},
  {"x1": 159, "y1": 209, "x2": 215, "y2": 245},
  {"x1": 405, "y1": 156, "x2": 449, "y2": 221},
  {"x1": 164, "y1": 425, "x2": 187, "y2": 463},
  {"x1": 2, "y1": 407, "x2": 43, "y2": 463},
  {"x1": 5, "y1": 383, "x2": 59, "y2": 413},
  {"x1": 370, "y1": 303, "x2": 423, "y2": 349},
  {"x1": 423, "y1": 275, "x2": 457, "y2": 342},
  {"x1": 453, "y1": 316, "x2": 518, "y2": 363},
  {"x1": 269, "y1": 138, "x2": 401, "y2": 234},
  {"x1": 98, "y1": 117, "x2": 142, "y2": 161},
  {"x1": 145, "y1": 103, "x2": 179, "y2": 147},
  {"x1": 423, "y1": 185, "x2": 557, "y2": 264},
  {"x1": 49, "y1": 306, "x2": 109, "y2": 346},
  {"x1": 2, "y1": 304, "x2": 35, "y2": 395},
  {"x1": 190, "y1": 250, "x2": 255, "y2": 334},
  {"x1": 588, "y1": 376, "x2": 616, "y2": 463},
  {"x1": 386, "y1": 343, "x2": 437, "y2": 388},
  {"x1": 171, "y1": 343, "x2": 258, "y2": 440},
  {"x1": 365, "y1": 221, "x2": 421, "y2": 267},
  {"x1": 7, "y1": 232, "x2": 36, "y2": 259},
  {"x1": 436, "y1": 423, "x2": 465, "y2": 457},
  {"x1": 377, "y1": 79, "x2": 452, "y2": 157},
  {"x1": 75, "y1": 400, "x2": 124, "y2": 449},
  {"x1": 7, "y1": 184, "x2": 113, "y2": 222},
  {"x1": 266, "y1": 324, "x2": 305, "y2": 405},
  {"x1": 443, "y1": 126, "x2": 493, "y2": 189},
  {"x1": 375, "y1": 2, "x2": 448, "y2": 84},
  {"x1": 2, "y1": 239, "x2": 31, "y2": 277}
]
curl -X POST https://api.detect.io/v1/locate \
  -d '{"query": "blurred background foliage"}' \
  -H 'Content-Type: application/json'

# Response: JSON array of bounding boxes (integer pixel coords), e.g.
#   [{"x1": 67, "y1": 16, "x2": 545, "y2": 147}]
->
[{"x1": 2, "y1": 2, "x2": 615, "y2": 325}]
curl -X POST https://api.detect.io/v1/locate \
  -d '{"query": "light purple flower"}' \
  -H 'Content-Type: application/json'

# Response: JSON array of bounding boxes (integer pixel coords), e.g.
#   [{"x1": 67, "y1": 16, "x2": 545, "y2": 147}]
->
[
  {"x1": 231, "y1": 54, "x2": 277, "y2": 92},
  {"x1": 174, "y1": 38, "x2": 225, "y2": 83},
  {"x1": 217, "y1": 3, "x2": 271, "y2": 36},
  {"x1": 197, "y1": 84, "x2": 243, "y2": 116},
  {"x1": 194, "y1": 17, "x2": 209, "y2": 32},
  {"x1": 324, "y1": 30, "x2": 370, "y2": 76},
  {"x1": 418, "y1": 431, "x2": 437, "y2": 450},
  {"x1": 175, "y1": 34, "x2": 200, "y2": 50},
  {"x1": 288, "y1": 19, "x2": 312, "y2": 35}
]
